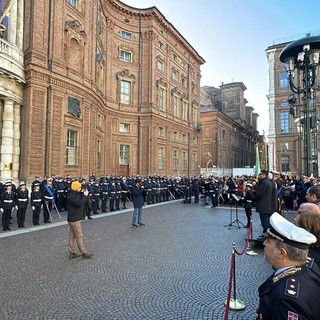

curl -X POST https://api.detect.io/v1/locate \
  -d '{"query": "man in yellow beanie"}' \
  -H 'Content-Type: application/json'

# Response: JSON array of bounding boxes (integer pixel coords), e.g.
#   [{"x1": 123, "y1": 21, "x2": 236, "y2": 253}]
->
[{"x1": 67, "y1": 181, "x2": 93, "y2": 259}]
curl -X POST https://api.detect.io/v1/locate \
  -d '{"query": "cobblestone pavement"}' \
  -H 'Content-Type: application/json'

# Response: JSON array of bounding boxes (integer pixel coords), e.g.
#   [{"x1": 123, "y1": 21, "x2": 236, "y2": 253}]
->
[{"x1": 0, "y1": 200, "x2": 287, "y2": 319}]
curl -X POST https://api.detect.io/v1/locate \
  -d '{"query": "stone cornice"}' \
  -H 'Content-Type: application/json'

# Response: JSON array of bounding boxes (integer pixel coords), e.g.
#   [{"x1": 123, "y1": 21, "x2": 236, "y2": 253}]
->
[{"x1": 105, "y1": 0, "x2": 205, "y2": 65}]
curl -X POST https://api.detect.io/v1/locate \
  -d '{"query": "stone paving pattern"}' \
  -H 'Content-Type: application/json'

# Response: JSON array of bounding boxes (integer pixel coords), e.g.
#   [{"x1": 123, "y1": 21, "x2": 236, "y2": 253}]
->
[{"x1": 0, "y1": 200, "x2": 284, "y2": 319}]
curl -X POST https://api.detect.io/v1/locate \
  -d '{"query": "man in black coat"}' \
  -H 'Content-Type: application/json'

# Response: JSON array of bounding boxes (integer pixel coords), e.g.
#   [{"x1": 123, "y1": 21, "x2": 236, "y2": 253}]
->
[
  {"x1": 254, "y1": 170, "x2": 277, "y2": 239},
  {"x1": 256, "y1": 212, "x2": 320, "y2": 320},
  {"x1": 67, "y1": 181, "x2": 93, "y2": 259},
  {"x1": 131, "y1": 178, "x2": 145, "y2": 227}
]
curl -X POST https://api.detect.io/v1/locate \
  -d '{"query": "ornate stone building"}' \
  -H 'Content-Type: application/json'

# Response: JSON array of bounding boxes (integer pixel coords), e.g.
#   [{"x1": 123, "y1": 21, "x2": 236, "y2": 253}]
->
[
  {"x1": 266, "y1": 30, "x2": 320, "y2": 175},
  {"x1": 200, "y1": 83, "x2": 261, "y2": 172},
  {"x1": 18, "y1": 0, "x2": 205, "y2": 181},
  {"x1": 0, "y1": 0, "x2": 25, "y2": 181}
]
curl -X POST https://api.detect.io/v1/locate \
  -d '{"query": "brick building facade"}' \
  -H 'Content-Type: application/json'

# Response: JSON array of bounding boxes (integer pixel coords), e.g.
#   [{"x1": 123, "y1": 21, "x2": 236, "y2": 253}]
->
[
  {"x1": 266, "y1": 30, "x2": 320, "y2": 175},
  {"x1": 19, "y1": 0, "x2": 205, "y2": 181},
  {"x1": 200, "y1": 83, "x2": 260, "y2": 171}
]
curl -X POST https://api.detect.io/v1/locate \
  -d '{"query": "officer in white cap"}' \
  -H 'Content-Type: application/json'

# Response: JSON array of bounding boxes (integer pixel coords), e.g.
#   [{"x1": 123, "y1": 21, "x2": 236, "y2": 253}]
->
[{"x1": 256, "y1": 212, "x2": 320, "y2": 320}]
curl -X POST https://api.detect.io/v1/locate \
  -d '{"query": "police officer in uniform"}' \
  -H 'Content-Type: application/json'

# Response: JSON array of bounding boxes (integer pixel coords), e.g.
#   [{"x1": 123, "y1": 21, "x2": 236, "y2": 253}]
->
[
  {"x1": 115, "y1": 180, "x2": 122, "y2": 210},
  {"x1": 91, "y1": 181, "x2": 101, "y2": 215},
  {"x1": 256, "y1": 212, "x2": 320, "y2": 319},
  {"x1": 42, "y1": 177, "x2": 55, "y2": 223},
  {"x1": 31, "y1": 182, "x2": 43, "y2": 225},
  {"x1": 109, "y1": 180, "x2": 116, "y2": 212},
  {"x1": 243, "y1": 183, "x2": 254, "y2": 228},
  {"x1": 121, "y1": 177, "x2": 129, "y2": 209},
  {"x1": 1, "y1": 181, "x2": 15, "y2": 231},
  {"x1": 100, "y1": 179, "x2": 109, "y2": 213},
  {"x1": 16, "y1": 181, "x2": 29, "y2": 228}
]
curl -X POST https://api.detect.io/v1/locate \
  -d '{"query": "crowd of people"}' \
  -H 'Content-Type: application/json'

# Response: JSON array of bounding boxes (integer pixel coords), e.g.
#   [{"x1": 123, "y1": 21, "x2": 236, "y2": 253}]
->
[{"x1": 1, "y1": 170, "x2": 320, "y2": 317}]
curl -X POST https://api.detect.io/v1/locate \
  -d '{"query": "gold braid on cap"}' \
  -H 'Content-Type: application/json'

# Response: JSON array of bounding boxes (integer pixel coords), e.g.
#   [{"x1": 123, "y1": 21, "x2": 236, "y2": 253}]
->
[{"x1": 267, "y1": 228, "x2": 284, "y2": 242}]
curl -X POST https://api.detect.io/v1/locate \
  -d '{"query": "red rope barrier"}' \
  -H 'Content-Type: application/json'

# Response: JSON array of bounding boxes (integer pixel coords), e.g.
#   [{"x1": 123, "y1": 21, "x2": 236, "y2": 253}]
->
[
  {"x1": 234, "y1": 220, "x2": 252, "y2": 256},
  {"x1": 224, "y1": 249, "x2": 235, "y2": 320}
]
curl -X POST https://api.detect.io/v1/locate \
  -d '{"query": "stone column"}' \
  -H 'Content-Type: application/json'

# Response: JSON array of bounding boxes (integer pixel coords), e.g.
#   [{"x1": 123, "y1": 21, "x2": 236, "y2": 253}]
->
[
  {"x1": 0, "y1": 100, "x2": 3, "y2": 148},
  {"x1": 16, "y1": 0, "x2": 24, "y2": 50},
  {"x1": 0, "y1": 99, "x2": 14, "y2": 180},
  {"x1": 7, "y1": 0, "x2": 18, "y2": 46},
  {"x1": 12, "y1": 103, "x2": 21, "y2": 180}
]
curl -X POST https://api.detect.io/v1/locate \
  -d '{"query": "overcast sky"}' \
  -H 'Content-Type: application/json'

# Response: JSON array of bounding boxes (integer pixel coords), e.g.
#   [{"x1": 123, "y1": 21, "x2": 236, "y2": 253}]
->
[{"x1": 121, "y1": 0, "x2": 320, "y2": 135}]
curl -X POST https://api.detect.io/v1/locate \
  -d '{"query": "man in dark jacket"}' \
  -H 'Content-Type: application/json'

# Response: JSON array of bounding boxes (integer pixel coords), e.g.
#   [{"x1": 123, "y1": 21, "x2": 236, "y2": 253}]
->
[
  {"x1": 67, "y1": 181, "x2": 93, "y2": 259},
  {"x1": 131, "y1": 178, "x2": 145, "y2": 227},
  {"x1": 254, "y1": 170, "x2": 277, "y2": 239}
]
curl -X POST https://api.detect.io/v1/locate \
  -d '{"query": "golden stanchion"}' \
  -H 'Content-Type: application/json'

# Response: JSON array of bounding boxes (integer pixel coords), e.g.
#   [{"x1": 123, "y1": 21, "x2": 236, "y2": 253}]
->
[{"x1": 224, "y1": 243, "x2": 246, "y2": 311}]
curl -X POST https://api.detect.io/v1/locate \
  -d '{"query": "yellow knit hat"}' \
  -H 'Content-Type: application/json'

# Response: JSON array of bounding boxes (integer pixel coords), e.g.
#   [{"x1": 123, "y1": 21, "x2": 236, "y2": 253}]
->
[{"x1": 71, "y1": 181, "x2": 82, "y2": 191}]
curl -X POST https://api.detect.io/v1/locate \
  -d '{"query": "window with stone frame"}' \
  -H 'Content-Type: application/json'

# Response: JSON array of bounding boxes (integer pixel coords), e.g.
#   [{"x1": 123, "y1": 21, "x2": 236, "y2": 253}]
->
[
  {"x1": 119, "y1": 50, "x2": 132, "y2": 63},
  {"x1": 120, "y1": 80, "x2": 131, "y2": 104},
  {"x1": 173, "y1": 150, "x2": 178, "y2": 170},
  {"x1": 119, "y1": 123, "x2": 130, "y2": 133},
  {"x1": 173, "y1": 95, "x2": 179, "y2": 117},
  {"x1": 67, "y1": 0, "x2": 79, "y2": 9},
  {"x1": 281, "y1": 155, "x2": 290, "y2": 172},
  {"x1": 280, "y1": 111, "x2": 289, "y2": 134},
  {"x1": 121, "y1": 31, "x2": 131, "y2": 40},
  {"x1": 279, "y1": 71, "x2": 289, "y2": 89},
  {"x1": 119, "y1": 145, "x2": 130, "y2": 165},
  {"x1": 182, "y1": 100, "x2": 188, "y2": 121},
  {"x1": 182, "y1": 151, "x2": 187, "y2": 170},
  {"x1": 193, "y1": 153, "x2": 198, "y2": 171},
  {"x1": 158, "y1": 147, "x2": 165, "y2": 170},
  {"x1": 66, "y1": 130, "x2": 78, "y2": 165},
  {"x1": 159, "y1": 87, "x2": 166, "y2": 111}
]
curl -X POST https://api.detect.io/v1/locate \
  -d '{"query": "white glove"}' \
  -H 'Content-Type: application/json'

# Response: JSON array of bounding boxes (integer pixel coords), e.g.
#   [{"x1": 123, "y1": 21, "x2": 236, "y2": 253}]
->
[
  {"x1": 32, "y1": 206, "x2": 35, "y2": 210},
  {"x1": 15, "y1": 206, "x2": 18, "y2": 210},
  {"x1": 0, "y1": 208, "x2": 3, "y2": 213},
  {"x1": 41, "y1": 205, "x2": 43, "y2": 209}
]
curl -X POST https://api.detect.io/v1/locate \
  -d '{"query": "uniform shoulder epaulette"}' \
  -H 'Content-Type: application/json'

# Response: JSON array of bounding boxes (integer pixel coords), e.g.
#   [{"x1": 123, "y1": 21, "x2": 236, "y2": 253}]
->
[
  {"x1": 284, "y1": 278, "x2": 300, "y2": 299},
  {"x1": 306, "y1": 257, "x2": 314, "y2": 268}
]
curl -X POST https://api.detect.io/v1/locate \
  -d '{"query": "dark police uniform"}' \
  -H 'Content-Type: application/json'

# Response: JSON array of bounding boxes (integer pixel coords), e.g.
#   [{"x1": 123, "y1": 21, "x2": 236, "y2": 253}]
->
[
  {"x1": 16, "y1": 182, "x2": 29, "y2": 228},
  {"x1": 1, "y1": 182, "x2": 15, "y2": 231},
  {"x1": 31, "y1": 183, "x2": 43, "y2": 225},
  {"x1": 257, "y1": 264, "x2": 320, "y2": 320}
]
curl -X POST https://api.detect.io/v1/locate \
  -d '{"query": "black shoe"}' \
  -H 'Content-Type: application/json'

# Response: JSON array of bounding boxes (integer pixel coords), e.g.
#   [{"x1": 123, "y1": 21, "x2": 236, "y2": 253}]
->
[
  {"x1": 139, "y1": 223, "x2": 145, "y2": 226},
  {"x1": 131, "y1": 224, "x2": 138, "y2": 228},
  {"x1": 7, "y1": 227, "x2": 11, "y2": 230},
  {"x1": 88, "y1": 216, "x2": 93, "y2": 220},
  {"x1": 244, "y1": 225, "x2": 250, "y2": 228}
]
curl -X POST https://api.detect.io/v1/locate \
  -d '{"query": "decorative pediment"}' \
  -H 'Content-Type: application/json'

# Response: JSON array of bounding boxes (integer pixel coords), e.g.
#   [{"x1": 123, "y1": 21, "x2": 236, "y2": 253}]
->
[
  {"x1": 181, "y1": 92, "x2": 188, "y2": 100},
  {"x1": 192, "y1": 99, "x2": 198, "y2": 107},
  {"x1": 116, "y1": 69, "x2": 136, "y2": 81},
  {"x1": 64, "y1": 20, "x2": 87, "y2": 43},
  {"x1": 142, "y1": 30, "x2": 158, "y2": 41},
  {"x1": 171, "y1": 87, "x2": 180, "y2": 96},
  {"x1": 156, "y1": 78, "x2": 167, "y2": 87}
]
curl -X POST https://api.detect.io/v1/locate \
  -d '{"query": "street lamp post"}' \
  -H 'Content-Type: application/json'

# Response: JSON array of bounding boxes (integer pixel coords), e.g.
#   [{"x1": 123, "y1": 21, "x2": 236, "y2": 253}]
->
[{"x1": 280, "y1": 35, "x2": 320, "y2": 177}]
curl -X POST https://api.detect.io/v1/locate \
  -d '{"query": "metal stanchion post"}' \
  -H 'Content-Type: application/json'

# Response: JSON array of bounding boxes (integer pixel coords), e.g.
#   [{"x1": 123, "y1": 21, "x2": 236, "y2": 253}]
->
[
  {"x1": 246, "y1": 218, "x2": 258, "y2": 256},
  {"x1": 225, "y1": 242, "x2": 246, "y2": 311}
]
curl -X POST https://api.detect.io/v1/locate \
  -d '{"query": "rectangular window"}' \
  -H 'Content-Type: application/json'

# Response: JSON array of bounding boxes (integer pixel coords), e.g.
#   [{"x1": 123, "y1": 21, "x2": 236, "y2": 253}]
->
[
  {"x1": 279, "y1": 71, "x2": 288, "y2": 88},
  {"x1": 280, "y1": 111, "x2": 289, "y2": 133},
  {"x1": 193, "y1": 106, "x2": 197, "y2": 123},
  {"x1": 120, "y1": 50, "x2": 131, "y2": 63},
  {"x1": 159, "y1": 87, "x2": 165, "y2": 111},
  {"x1": 157, "y1": 60, "x2": 164, "y2": 71},
  {"x1": 173, "y1": 96, "x2": 179, "y2": 117},
  {"x1": 193, "y1": 153, "x2": 198, "y2": 170},
  {"x1": 182, "y1": 151, "x2": 187, "y2": 170},
  {"x1": 158, "y1": 41, "x2": 164, "y2": 49},
  {"x1": 158, "y1": 147, "x2": 164, "y2": 170},
  {"x1": 120, "y1": 80, "x2": 131, "y2": 104},
  {"x1": 67, "y1": 0, "x2": 78, "y2": 9},
  {"x1": 173, "y1": 131, "x2": 178, "y2": 141},
  {"x1": 119, "y1": 145, "x2": 130, "y2": 165},
  {"x1": 182, "y1": 134, "x2": 186, "y2": 143},
  {"x1": 66, "y1": 130, "x2": 78, "y2": 165},
  {"x1": 173, "y1": 150, "x2": 178, "y2": 170},
  {"x1": 119, "y1": 123, "x2": 130, "y2": 133},
  {"x1": 97, "y1": 140, "x2": 102, "y2": 168},
  {"x1": 121, "y1": 31, "x2": 131, "y2": 39},
  {"x1": 281, "y1": 155, "x2": 290, "y2": 172},
  {"x1": 172, "y1": 71, "x2": 178, "y2": 81},
  {"x1": 158, "y1": 127, "x2": 165, "y2": 137},
  {"x1": 173, "y1": 53, "x2": 177, "y2": 61},
  {"x1": 182, "y1": 101, "x2": 188, "y2": 121}
]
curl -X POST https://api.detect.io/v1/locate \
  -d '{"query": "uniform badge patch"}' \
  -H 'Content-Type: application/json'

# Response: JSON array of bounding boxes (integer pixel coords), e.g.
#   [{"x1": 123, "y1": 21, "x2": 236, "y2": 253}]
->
[{"x1": 288, "y1": 311, "x2": 298, "y2": 320}]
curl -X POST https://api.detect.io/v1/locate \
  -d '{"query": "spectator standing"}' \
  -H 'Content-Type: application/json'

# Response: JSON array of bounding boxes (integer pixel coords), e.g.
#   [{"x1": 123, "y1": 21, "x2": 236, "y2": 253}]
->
[
  {"x1": 67, "y1": 181, "x2": 93, "y2": 259},
  {"x1": 131, "y1": 178, "x2": 145, "y2": 227}
]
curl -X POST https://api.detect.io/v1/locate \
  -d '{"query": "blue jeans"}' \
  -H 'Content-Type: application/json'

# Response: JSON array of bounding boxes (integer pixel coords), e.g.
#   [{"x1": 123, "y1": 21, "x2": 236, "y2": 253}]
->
[{"x1": 132, "y1": 207, "x2": 143, "y2": 224}]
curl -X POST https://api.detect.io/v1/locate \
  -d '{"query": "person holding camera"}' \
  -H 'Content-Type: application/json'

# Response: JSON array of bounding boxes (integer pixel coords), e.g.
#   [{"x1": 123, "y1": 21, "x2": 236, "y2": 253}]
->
[
  {"x1": 131, "y1": 178, "x2": 145, "y2": 227},
  {"x1": 67, "y1": 181, "x2": 93, "y2": 259}
]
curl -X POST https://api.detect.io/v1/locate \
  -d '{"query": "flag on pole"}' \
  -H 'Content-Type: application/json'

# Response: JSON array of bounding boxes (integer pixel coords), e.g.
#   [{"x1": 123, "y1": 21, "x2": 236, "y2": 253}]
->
[
  {"x1": 255, "y1": 144, "x2": 260, "y2": 177},
  {"x1": 0, "y1": 0, "x2": 12, "y2": 30}
]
